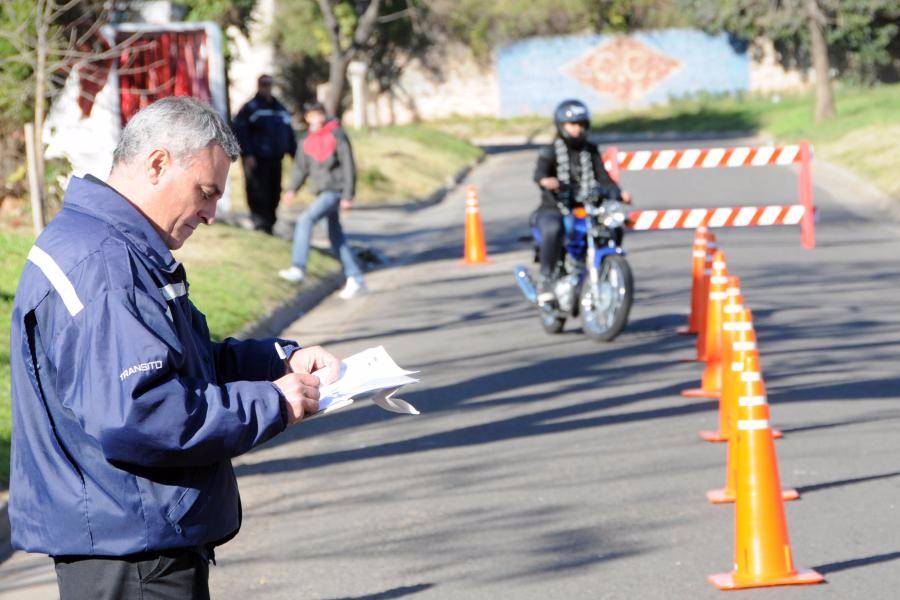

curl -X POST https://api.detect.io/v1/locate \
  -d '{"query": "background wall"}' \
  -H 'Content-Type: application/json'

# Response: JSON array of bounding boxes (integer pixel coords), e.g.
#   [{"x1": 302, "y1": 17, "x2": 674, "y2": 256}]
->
[{"x1": 495, "y1": 29, "x2": 750, "y2": 117}]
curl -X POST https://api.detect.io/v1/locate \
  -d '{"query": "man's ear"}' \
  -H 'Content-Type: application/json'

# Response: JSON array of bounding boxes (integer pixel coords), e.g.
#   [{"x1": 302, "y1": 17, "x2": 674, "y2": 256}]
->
[{"x1": 145, "y1": 149, "x2": 171, "y2": 185}]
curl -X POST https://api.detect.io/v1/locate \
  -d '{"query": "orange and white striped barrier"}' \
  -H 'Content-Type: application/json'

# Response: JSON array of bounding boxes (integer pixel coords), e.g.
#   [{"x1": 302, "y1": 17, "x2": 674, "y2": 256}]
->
[
  {"x1": 604, "y1": 144, "x2": 806, "y2": 172},
  {"x1": 627, "y1": 204, "x2": 807, "y2": 231},
  {"x1": 604, "y1": 141, "x2": 816, "y2": 249}
]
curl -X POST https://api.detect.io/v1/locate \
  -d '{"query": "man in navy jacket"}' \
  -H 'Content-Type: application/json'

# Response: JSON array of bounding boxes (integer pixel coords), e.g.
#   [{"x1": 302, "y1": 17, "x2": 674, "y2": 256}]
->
[
  {"x1": 232, "y1": 74, "x2": 297, "y2": 234},
  {"x1": 9, "y1": 96, "x2": 339, "y2": 599}
]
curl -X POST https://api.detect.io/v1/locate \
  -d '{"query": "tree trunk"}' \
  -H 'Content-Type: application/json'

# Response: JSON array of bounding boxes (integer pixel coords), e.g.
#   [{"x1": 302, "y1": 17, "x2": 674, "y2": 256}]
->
[
  {"x1": 32, "y1": 0, "x2": 48, "y2": 219},
  {"x1": 325, "y1": 52, "x2": 351, "y2": 117},
  {"x1": 807, "y1": 0, "x2": 835, "y2": 121}
]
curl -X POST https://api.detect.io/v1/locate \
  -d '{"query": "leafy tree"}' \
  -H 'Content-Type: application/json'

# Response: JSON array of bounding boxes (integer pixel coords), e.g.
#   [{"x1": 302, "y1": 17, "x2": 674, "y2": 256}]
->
[
  {"x1": 273, "y1": 0, "x2": 429, "y2": 116},
  {"x1": 684, "y1": 0, "x2": 900, "y2": 121}
]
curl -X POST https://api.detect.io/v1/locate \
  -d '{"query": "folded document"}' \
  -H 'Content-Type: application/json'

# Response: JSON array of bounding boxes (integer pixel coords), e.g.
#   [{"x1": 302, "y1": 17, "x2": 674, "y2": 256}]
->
[{"x1": 311, "y1": 346, "x2": 420, "y2": 418}]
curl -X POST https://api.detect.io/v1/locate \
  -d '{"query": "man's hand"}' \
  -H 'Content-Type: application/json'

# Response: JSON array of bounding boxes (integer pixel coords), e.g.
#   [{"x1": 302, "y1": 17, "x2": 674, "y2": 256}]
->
[
  {"x1": 243, "y1": 156, "x2": 256, "y2": 173},
  {"x1": 621, "y1": 190, "x2": 633, "y2": 204},
  {"x1": 274, "y1": 372, "x2": 320, "y2": 424},
  {"x1": 539, "y1": 177, "x2": 560, "y2": 191},
  {"x1": 282, "y1": 190, "x2": 296, "y2": 206},
  {"x1": 340, "y1": 198, "x2": 353, "y2": 211},
  {"x1": 289, "y1": 345, "x2": 341, "y2": 384}
]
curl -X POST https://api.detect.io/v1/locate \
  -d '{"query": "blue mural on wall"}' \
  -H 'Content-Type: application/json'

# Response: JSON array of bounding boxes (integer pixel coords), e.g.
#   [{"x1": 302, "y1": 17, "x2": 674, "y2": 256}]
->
[{"x1": 495, "y1": 29, "x2": 750, "y2": 117}]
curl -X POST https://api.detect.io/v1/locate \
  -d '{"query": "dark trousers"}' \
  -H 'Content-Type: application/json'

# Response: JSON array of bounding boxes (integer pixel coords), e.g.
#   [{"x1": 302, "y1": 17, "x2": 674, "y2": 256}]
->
[
  {"x1": 54, "y1": 548, "x2": 210, "y2": 600},
  {"x1": 533, "y1": 208, "x2": 565, "y2": 278},
  {"x1": 244, "y1": 156, "x2": 283, "y2": 234}
]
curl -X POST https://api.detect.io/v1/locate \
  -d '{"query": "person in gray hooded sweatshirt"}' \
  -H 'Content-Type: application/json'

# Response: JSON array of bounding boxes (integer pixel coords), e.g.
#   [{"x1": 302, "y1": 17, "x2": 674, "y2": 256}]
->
[{"x1": 279, "y1": 102, "x2": 366, "y2": 299}]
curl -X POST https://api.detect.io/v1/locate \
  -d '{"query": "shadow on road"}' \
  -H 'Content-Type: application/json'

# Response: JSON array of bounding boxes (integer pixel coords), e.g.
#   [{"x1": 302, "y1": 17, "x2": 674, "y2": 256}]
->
[
  {"x1": 797, "y1": 471, "x2": 900, "y2": 495},
  {"x1": 323, "y1": 583, "x2": 435, "y2": 600},
  {"x1": 814, "y1": 551, "x2": 900, "y2": 575}
]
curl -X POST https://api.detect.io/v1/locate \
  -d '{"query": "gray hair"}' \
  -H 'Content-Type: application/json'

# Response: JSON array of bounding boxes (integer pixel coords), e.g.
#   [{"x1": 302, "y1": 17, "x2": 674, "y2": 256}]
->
[{"x1": 112, "y1": 96, "x2": 241, "y2": 166}]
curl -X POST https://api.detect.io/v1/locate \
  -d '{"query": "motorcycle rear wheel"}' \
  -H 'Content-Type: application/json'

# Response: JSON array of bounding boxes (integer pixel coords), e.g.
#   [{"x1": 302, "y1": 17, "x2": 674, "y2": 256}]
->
[{"x1": 581, "y1": 254, "x2": 633, "y2": 342}]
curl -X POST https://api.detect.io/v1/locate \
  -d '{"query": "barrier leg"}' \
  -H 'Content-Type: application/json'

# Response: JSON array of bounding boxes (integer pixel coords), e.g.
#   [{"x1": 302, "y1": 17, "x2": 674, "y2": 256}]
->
[{"x1": 798, "y1": 140, "x2": 815, "y2": 249}]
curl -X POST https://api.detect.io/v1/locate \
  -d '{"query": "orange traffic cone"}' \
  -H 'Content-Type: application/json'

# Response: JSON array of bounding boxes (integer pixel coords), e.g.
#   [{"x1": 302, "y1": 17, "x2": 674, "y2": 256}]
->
[
  {"x1": 677, "y1": 226, "x2": 708, "y2": 336},
  {"x1": 463, "y1": 185, "x2": 489, "y2": 264},
  {"x1": 709, "y1": 351, "x2": 822, "y2": 589},
  {"x1": 699, "y1": 277, "x2": 744, "y2": 441},
  {"x1": 706, "y1": 317, "x2": 791, "y2": 504},
  {"x1": 683, "y1": 249, "x2": 727, "y2": 397}
]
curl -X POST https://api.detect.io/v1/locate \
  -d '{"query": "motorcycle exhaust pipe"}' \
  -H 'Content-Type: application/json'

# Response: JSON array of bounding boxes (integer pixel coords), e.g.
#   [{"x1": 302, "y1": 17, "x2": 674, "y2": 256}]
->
[{"x1": 514, "y1": 265, "x2": 538, "y2": 304}]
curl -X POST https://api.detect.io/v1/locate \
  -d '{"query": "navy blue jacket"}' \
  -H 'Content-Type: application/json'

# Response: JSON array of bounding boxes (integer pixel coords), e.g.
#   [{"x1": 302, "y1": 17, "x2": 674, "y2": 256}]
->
[
  {"x1": 232, "y1": 95, "x2": 297, "y2": 160},
  {"x1": 9, "y1": 175, "x2": 297, "y2": 556}
]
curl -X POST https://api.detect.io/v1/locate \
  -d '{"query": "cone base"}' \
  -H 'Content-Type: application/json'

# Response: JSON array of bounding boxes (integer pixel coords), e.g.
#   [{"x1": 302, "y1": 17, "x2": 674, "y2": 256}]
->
[
  {"x1": 699, "y1": 429, "x2": 728, "y2": 442},
  {"x1": 706, "y1": 488, "x2": 735, "y2": 504},
  {"x1": 677, "y1": 356, "x2": 703, "y2": 363},
  {"x1": 708, "y1": 568, "x2": 824, "y2": 590},
  {"x1": 772, "y1": 428, "x2": 783, "y2": 439},
  {"x1": 462, "y1": 257, "x2": 491, "y2": 265},
  {"x1": 676, "y1": 325, "x2": 696, "y2": 336},
  {"x1": 706, "y1": 487, "x2": 799, "y2": 504},
  {"x1": 681, "y1": 387, "x2": 720, "y2": 398}
]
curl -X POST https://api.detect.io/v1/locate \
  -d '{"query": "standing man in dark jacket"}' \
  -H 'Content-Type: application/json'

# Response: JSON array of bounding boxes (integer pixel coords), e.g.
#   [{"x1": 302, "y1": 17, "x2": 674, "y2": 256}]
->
[
  {"x1": 9, "y1": 96, "x2": 339, "y2": 599},
  {"x1": 279, "y1": 102, "x2": 366, "y2": 299},
  {"x1": 532, "y1": 99, "x2": 631, "y2": 303},
  {"x1": 232, "y1": 74, "x2": 297, "y2": 234}
]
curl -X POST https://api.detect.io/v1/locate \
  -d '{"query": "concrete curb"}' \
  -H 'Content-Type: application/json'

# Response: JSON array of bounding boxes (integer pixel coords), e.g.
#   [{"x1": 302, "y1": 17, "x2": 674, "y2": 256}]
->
[
  {"x1": 236, "y1": 271, "x2": 347, "y2": 340},
  {"x1": 472, "y1": 130, "x2": 757, "y2": 147},
  {"x1": 351, "y1": 156, "x2": 485, "y2": 213}
]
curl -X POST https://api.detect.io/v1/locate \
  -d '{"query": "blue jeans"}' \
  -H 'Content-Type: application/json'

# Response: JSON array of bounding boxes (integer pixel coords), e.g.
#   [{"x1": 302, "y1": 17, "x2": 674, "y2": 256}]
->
[{"x1": 291, "y1": 190, "x2": 362, "y2": 279}]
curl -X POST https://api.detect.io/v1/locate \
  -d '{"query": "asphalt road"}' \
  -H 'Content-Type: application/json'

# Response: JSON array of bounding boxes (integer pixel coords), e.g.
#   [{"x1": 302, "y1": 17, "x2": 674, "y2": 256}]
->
[{"x1": 2, "y1": 138, "x2": 899, "y2": 599}]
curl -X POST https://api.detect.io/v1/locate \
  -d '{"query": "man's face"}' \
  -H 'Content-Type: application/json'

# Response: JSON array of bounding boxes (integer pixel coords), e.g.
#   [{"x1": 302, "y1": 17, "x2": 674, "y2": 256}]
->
[
  {"x1": 149, "y1": 144, "x2": 230, "y2": 250},
  {"x1": 258, "y1": 77, "x2": 273, "y2": 100},
  {"x1": 305, "y1": 109, "x2": 326, "y2": 131},
  {"x1": 563, "y1": 121, "x2": 585, "y2": 139}
]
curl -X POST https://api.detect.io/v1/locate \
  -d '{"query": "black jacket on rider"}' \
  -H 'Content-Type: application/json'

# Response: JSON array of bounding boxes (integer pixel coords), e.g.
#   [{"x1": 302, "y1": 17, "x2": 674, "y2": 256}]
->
[{"x1": 533, "y1": 139, "x2": 621, "y2": 212}]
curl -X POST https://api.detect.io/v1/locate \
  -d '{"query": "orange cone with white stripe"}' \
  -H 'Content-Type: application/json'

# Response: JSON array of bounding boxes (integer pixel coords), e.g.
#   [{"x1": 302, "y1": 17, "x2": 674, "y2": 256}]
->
[
  {"x1": 677, "y1": 226, "x2": 708, "y2": 336},
  {"x1": 463, "y1": 185, "x2": 489, "y2": 264},
  {"x1": 706, "y1": 316, "x2": 792, "y2": 503},
  {"x1": 699, "y1": 277, "x2": 744, "y2": 441},
  {"x1": 683, "y1": 249, "x2": 727, "y2": 397},
  {"x1": 709, "y1": 351, "x2": 822, "y2": 589}
]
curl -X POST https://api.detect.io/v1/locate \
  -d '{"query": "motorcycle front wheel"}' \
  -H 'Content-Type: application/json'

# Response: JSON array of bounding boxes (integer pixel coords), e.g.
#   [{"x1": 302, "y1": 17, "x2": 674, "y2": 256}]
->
[{"x1": 580, "y1": 254, "x2": 633, "y2": 342}]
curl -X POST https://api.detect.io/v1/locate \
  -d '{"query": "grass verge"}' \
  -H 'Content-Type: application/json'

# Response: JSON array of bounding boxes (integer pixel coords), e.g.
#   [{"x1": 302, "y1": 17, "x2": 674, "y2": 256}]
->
[
  {"x1": 229, "y1": 124, "x2": 484, "y2": 211},
  {"x1": 593, "y1": 84, "x2": 900, "y2": 200},
  {"x1": 0, "y1": 224, "x2": 340, "y2": 486}
]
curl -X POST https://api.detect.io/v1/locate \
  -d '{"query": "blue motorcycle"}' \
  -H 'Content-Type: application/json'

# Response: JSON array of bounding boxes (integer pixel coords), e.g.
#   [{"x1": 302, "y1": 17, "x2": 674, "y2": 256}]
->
[{"x1": 515, "y1": 199, "x2": 634, "y2": 341}]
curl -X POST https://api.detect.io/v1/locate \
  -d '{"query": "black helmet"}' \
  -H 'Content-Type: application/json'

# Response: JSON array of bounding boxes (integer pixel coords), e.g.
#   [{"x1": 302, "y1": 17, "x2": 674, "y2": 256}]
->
[{"x1": 554, "y1": 99, "x2": 590, "y2": 141}]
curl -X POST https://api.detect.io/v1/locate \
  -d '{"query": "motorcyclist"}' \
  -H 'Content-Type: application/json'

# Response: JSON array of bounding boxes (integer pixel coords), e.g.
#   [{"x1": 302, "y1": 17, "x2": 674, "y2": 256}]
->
[{"x1": 532, "y1": 99, "x2": 631, "y2": 303}]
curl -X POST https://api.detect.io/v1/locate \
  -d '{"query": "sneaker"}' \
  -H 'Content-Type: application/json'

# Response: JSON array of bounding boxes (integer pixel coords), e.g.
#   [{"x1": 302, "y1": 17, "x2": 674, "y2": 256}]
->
[
  {"x1": 537, "y1": 276, "x2": 555, "y2": 305},
  {"x1": 338, "y1": 276, "x2": 368, "y2": 299},
  {"x1": 278, "y1": 266, "x2": 305, "y2": 283}
]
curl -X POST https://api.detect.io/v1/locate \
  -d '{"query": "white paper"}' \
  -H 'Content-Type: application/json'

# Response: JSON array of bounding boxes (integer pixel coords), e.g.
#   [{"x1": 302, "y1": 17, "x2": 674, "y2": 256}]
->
[{"x1": 312, "y1": 346, "x2": 420, "y2": 417}]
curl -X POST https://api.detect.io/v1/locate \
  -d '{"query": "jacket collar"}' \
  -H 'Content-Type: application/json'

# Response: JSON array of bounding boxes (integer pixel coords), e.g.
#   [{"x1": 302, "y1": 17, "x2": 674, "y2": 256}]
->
[{"x1": 63, "y1": 174, "x2": 181, "y2": 274}]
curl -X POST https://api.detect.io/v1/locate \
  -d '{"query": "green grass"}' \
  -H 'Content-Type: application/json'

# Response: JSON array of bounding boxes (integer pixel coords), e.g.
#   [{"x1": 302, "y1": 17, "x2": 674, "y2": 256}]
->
[
  {"x1": 0, "y1": 224, "x2": 339, "y2": 487},
  {"x1": 593, "y1": 84, "x2": 900, "y2": 199},
  {"x1": 229, "y1": 124, "x2": 485, "y2": 210}
]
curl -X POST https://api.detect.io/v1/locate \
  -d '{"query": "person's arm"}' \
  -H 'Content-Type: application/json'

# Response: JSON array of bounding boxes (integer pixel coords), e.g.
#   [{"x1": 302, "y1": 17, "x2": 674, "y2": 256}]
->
[
  {"x1": 212, "y1": 335, "x2": 300, "y2": 384},
  {"x1": 286, "y1": 142, "x2": 309, "y2": 192},
  {"x1": 232, "y1": 102, "x2": 255, "y2": 158},
  {"x1": 336, "y1": 131, "x2": 356, "y2": 201},
  {"x1": 52, "y1": 287, "x2": 293, "y2": 468},
  {"x1": 592, "y1": 149, "x2": 623, "y2": 202},
  {"x1": 534, "y1": 145, "x2": 559, "y2": 191}
]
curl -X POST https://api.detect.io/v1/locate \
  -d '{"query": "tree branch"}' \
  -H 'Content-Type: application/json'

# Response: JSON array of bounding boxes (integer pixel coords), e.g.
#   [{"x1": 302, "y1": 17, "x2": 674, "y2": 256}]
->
[
  {"x1": 352, "y1": 0, "x2": 384, "y2": 50},
  {"x1": 316, "y1": 0, "x2": 347, "y2": 56}
]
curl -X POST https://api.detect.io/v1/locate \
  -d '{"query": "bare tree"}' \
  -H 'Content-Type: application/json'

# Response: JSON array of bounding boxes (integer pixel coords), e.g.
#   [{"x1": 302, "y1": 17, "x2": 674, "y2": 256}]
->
[
  {"x1": 0, "y1": 0, "x2": 138, "y2": 228},
  {"x1": 317, "y1": 0, "x2": 384, "y2": 116}
]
